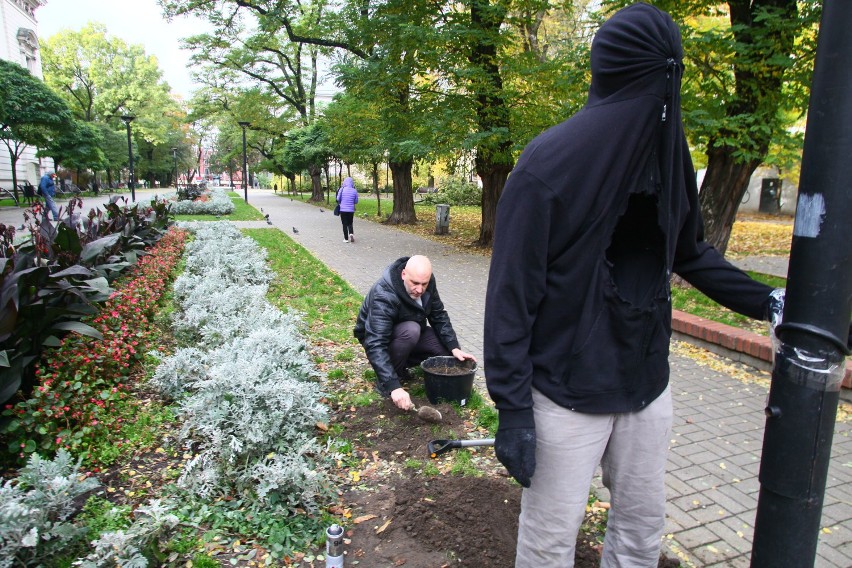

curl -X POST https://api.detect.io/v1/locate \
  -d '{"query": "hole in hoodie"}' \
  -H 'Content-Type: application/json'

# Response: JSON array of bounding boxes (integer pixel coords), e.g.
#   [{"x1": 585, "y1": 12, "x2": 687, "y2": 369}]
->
[{"x1": 606, "y1": 193, "x2": 665, "y2": 308}]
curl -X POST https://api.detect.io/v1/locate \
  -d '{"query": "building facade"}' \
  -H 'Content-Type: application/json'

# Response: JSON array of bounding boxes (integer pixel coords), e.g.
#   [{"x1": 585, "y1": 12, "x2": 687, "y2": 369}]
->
[{"x1": 0, "y1": 0, "x2": 47, "y2": 192}]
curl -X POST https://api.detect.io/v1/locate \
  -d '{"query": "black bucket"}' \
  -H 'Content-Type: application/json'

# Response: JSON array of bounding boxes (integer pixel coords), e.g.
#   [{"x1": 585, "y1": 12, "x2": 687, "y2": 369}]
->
[{"x1": 421, "y1": 356, "x2": 477, "y2": 405}]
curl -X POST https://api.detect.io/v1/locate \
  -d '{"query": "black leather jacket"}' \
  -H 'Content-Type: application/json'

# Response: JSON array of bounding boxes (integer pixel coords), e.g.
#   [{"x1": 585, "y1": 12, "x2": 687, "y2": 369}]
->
[{"x1": 354, "y1": 257, "x2": 460, "y2": 395}]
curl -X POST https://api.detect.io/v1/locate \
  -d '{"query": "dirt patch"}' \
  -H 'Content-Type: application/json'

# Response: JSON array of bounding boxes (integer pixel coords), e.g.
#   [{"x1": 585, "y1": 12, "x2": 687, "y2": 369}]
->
[{"x1": 332, "y1": 392, "x2": 681, "y2": 567}]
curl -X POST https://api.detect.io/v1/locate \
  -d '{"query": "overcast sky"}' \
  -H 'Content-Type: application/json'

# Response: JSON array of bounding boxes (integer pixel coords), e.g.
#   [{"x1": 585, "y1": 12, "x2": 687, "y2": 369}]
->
[{"x1": 37, "y1": 0, "x2": 206, "y2": 99}]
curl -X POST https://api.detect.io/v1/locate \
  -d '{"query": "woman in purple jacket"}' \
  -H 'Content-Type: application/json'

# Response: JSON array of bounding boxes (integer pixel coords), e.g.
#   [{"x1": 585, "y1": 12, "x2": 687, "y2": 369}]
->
[{"x1": 336, "y1": 177, "x2": 359, "y2": 243}]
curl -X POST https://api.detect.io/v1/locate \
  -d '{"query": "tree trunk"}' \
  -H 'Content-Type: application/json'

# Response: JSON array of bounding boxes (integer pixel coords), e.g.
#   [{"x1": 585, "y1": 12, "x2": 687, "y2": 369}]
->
[
  {"x1": 308, "y1": 164, "x2": 324, "y2": 201},
  {"x1": 385, "y1": 160, "x2": 416, "y2": 224},
  {"x1": 371, "y1": 161, "x2": 382, "y2": 217},
  {"x1": 697, "y1": 0, "x2": 799, "y2": 255},
  {"x1": 699, "y1": 147, "x2": 762, "y2": 255},
  {"x1": 7, "y1": 152, "x2": 20, "y2": 203},
  {"x1": 323, "y1": 163, "x2": 331, "y2": 203},
  {"x1": 469, "y1": 0, "x2": 512, "y2": 248},
  {"x1": 285, "y1": 173, "x2": 295, "y2": 194},
  {"x1": 476, "y1": 161, "x2": 513, "y2": 247}
]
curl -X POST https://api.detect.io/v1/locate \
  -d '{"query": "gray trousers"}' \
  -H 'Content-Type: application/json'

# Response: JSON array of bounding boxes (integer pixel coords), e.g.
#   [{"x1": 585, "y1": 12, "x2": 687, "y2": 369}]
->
[
  {"x1": 516, "y1": 386, "x2": 672, "y2": 568},
  {"x1": 388, "y1": 321, "x2": 449, "y2": 377}
]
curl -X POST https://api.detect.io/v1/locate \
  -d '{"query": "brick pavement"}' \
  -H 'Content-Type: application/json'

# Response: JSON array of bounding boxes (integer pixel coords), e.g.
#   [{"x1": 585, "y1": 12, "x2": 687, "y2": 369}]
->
[
  {"x1": 243, "y1": 189, "x2": 851, "y2": 567},
  {"x1": 2, "y1": 189, "x2": 849, "y2": 566}
]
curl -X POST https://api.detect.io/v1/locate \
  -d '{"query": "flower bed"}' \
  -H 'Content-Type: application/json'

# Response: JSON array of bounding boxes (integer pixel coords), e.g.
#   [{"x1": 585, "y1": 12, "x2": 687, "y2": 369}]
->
[
  {"x1": 168, "y1": 186, "x2": 235, "y2": 215},
  {"x1": 2, "y1": 228, "x2": 189, "y2": 464}
]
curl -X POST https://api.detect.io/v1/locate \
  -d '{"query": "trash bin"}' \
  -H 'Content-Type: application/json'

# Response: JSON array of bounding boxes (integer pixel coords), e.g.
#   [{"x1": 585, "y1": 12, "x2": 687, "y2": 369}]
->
[
  {"x1": 759, "y1": 178, "x2": 781, "y2": 214},
  {"x1": 435, "y1": 203, "x2": 450, "y2": 235}
]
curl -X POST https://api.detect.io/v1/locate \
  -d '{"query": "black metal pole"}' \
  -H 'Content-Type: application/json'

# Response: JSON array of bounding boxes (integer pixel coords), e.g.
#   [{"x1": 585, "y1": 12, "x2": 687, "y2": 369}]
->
[
  {"x1": 171, "y1": 147, "x2": 178, "y2": 190},
  {"x1": 238, "y1": 121, "x2": 249, "y2": 202},
  {"x1": 121, "y1": 115, "x2": 136, "y2": 202},
  {"x1": 751, "y1": 2, "x2": 852, "y2": 566}
]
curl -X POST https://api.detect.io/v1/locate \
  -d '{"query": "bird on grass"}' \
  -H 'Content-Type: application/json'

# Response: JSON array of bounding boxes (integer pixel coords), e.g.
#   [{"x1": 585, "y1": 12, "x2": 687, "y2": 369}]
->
[{"x1": 292, "y1": 227, "x2": 299, "y2": 234}]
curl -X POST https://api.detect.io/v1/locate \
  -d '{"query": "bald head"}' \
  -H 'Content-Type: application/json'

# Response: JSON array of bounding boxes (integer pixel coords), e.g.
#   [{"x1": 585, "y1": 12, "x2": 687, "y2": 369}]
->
[{"x1": 401, "y1": 255, "x2": 432, "y2": 300}]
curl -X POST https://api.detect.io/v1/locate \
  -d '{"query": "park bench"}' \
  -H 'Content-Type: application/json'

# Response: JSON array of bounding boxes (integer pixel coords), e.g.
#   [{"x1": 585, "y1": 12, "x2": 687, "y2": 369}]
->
[
  {"x1": 413, "y1": 186, "x2": 438, "y2": 203},
  {"x1": 18, "y1": 183, "x2": 37, "y2": 205}
]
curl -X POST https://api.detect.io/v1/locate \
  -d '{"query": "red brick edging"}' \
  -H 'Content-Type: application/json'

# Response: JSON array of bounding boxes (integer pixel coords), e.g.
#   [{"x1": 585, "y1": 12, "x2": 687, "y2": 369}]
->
[{"x1": 671, "y1": 310, "x2": 852, "y2": 389}]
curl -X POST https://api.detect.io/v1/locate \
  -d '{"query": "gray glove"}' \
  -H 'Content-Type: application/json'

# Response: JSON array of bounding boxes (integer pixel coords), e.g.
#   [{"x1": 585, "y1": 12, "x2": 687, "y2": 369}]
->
[{"x1": 495, "y1": 427, "x2": 536, "y2": 488}]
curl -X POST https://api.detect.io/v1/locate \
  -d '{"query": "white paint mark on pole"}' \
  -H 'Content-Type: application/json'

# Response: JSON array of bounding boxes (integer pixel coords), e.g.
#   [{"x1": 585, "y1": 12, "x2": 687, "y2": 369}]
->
[{"x1": 793, "y1": 193, "x2": 826, "y2": 238}]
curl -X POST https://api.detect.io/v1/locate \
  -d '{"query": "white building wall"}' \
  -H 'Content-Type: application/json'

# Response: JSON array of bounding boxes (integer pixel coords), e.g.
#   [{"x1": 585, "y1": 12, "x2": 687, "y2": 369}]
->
[
  {"x1": 696, "y1": 166, "x2": 798, "y2": 217},
  {"x1": 0, "y1": 0, "x2": 47, "y2": 194}
]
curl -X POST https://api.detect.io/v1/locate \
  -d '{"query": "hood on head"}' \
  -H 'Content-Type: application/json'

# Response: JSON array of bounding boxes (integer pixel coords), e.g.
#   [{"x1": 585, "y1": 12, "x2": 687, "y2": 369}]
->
[{"x1": 589, "y1": 3, "x2": 683, "y2": 103}]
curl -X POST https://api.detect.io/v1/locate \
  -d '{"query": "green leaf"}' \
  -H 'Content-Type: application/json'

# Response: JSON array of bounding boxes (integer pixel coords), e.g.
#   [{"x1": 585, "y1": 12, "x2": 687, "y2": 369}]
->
[
  {"x1": 52, "y1": 321, "x2": 104, "y2": 340},
  {"x1": 81, "y1": 234, "x2": 121, "y2": 263}
]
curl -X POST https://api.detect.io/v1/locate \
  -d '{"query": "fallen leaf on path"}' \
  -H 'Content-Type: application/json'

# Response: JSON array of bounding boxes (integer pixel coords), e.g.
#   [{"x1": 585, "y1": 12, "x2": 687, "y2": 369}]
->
[{"x1": 353, "y1": 514, "x2": 378, "y2": 524}]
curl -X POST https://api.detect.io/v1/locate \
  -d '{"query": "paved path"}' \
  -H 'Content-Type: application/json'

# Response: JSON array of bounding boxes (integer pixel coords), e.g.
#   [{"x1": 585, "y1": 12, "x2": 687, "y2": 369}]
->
[
  {"x1": 241, "y1": 189, "x2": 850, "y2": 568},
  {"x1": 2, "y1": 189, "x2": 849, "y2": 567}
]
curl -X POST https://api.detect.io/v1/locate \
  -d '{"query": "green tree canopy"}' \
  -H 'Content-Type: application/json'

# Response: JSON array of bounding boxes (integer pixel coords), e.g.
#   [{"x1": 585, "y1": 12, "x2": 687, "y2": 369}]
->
[{"x1": 0, "y1": 60, "x2": 73, "y2": 199}]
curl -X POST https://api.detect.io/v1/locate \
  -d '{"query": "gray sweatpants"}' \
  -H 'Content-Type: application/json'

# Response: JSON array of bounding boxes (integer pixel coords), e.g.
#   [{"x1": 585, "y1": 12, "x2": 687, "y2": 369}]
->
[{"x1": 515, "y1": 386, "x2": 672, "y2": 567}]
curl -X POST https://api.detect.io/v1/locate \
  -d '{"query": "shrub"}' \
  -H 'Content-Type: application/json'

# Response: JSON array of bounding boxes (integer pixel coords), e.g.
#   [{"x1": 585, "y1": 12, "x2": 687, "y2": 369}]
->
[
  {"x1": 0, "y1": 195, "x2": 173, "y2": 409},
  {"x1": 420, "y1": 178, "x2": 482, "y2": 206},
  {"x1": 2, "y1": 228, "x2": 189, "y2": 464},
  {"x1": 169, "y1": 187, "x2": 235, "y2": 216},
  {"x1": 76, "y1": 499, "x2": 180, "y2": 568},
  {"x1": 151, "y1": 222, "x2": 333, "y2": 525},
  {"x1": 0, "y1": 449, "x2": 99, "y2": 567}
]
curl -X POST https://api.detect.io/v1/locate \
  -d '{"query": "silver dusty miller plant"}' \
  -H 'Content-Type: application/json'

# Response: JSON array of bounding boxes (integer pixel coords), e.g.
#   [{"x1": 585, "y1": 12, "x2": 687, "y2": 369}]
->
[
  {"x1": 152, "y1": 222, "x2": 332, "y2": 515},
  {"x1": 168, "y1": 186, "x2": 235, "y2": 215},
  {"x1": 75, "y1": 499, "x2": 180, "y2": 568},
  {"x1": 0, "y1": 449, "x2": 100, "y2": 568}
]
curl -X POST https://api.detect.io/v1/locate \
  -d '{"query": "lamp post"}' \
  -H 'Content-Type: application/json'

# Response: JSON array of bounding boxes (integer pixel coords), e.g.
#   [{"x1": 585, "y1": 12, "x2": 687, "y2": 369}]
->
[
  {"x1": 171, "y1": 147, "x2": 178, "y2": 190},
  {"x1": 238, "y1": 121, "x2": 249, "y2": 202},
  {"x1": 120, "y1": 115, "x2": 136, "y2": 202}
]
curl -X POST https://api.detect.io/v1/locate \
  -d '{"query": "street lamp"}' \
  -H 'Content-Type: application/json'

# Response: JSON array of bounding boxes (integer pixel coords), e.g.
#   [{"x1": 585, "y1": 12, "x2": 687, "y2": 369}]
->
[
  {"x1": 238, "y1": 121, "x2": 250, "y2": 202},
  {"x1": 120, "y1": 115, "x2": 136, "y2": 202},
  {"x1": 171, "y1": 147, "x2": 178, "y2": 190}
]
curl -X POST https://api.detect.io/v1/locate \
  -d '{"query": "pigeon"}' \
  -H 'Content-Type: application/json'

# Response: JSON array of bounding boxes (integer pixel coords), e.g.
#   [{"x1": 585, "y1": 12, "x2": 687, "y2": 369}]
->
[
  {"x1": 319, "y1": 208, "x2": 324, "y2": 212},
  {"x1": 261, "y1": 207, "x2": 264, "y2": 212},
  {"x1": 264, "y1": 213, "x2": 270, "y2": 221},
  {"x1": 292, "y1": 227, "x2": 299, "y2": 234},
  {"x1": 266, "y1": 219, "x2": 273, "y2": 225}
]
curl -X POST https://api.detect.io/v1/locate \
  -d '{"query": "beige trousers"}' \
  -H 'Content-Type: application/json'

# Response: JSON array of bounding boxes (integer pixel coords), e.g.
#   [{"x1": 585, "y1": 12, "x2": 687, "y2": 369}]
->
[{"x1": 515, "y1": 386, "x2": 672, "y2": 567}]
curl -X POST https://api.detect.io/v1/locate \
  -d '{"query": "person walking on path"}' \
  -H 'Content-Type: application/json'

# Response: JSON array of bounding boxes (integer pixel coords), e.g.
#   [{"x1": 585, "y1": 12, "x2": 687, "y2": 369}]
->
[
  {"x1": 355, "y1": 255, "x2": 476, "y2": 411},
  {"x1": 484, "y1": 4, "x2": 782, "y2": 567},
  {"x1": 38, "y1": 170, "x2": 59, "y2": 220},
  {"x1": 336, "y1": 177, "x2": 359, "y2": 243}
]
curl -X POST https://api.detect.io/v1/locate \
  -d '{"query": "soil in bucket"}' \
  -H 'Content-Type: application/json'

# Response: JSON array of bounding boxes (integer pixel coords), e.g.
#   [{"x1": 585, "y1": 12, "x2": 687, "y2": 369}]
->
[{"x1": 420, "y1": 356, "x2": 477, "y2": 405}]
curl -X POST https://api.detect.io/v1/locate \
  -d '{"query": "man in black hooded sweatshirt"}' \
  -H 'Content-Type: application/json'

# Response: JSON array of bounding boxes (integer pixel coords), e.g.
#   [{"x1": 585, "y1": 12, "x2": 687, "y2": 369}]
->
[{"x1": 484, "y1": 4, "x2": 782, "y2": 566}]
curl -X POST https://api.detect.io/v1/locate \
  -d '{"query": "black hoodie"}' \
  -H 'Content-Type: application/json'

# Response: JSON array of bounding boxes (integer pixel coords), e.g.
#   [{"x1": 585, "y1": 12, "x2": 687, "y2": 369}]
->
[{"x1": 484, "y1": 3, "x2": 773, "y2": 429}]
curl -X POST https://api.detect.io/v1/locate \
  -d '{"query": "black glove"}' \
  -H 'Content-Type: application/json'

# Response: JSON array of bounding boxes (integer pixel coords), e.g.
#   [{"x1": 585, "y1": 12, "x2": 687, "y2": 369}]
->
[{"x1": 495, "y1": 427, "x2": 536, "y2": 488}]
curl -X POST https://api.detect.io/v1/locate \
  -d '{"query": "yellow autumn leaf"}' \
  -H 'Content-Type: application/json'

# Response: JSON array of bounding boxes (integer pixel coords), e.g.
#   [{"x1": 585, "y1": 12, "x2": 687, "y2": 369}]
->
[
  {"x1": 376, "y1": 518, "x2": 392, "y2": 534},
  {"x1": 351, "y1": 471, "x2": 361, "y2": 482}
]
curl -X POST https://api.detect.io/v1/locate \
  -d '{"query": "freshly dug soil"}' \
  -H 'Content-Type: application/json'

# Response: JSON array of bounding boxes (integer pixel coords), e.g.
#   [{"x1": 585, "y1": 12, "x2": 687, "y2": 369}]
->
[{"x1": 333, "y1": 395, "x2": 681, "y2": 567}]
